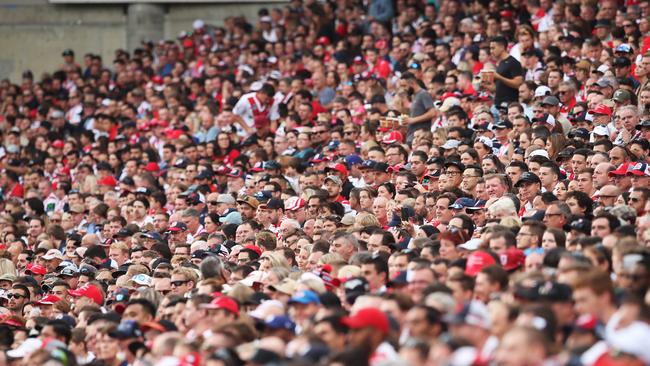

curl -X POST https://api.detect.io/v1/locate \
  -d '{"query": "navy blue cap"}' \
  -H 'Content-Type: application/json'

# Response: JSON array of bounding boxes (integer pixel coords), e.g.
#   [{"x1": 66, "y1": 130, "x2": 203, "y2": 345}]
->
[
  {"x1": 265, "y1": 315, "x2": 296, "y2": 332},
  {"x1": 254, "y1": 190, "x2": 273, "y2": 202},
  {"x1": 109, "y1": 320, "x2": 142, "y2": 339},
  {"x1": 345, "y1": 154, "x2": 363, "y2": 168},
  {"x1": 449, "y1": 197, "x2": 476, "y2": 210},
  {"x1": 374, "y1": 162, "x2": 390, "y2": 173},
  {"x1": 263, "y1": 160, "x2": 281, "y2": 170},
  {"x1": 360, "y1": 160, "x2": 377, "y2": 170}
]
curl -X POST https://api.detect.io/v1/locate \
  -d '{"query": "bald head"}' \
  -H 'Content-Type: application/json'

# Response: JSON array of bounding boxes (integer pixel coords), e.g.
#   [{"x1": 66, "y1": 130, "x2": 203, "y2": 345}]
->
[
  {"x1": 81, "y1": 233, "x2": 100, "y2": 247},
  {"x1": 593, "y1": 162, "x2": 614, "y2": 189},
  {"x1": 598, "y1": 185, "x2": 620, "y2": 208}
]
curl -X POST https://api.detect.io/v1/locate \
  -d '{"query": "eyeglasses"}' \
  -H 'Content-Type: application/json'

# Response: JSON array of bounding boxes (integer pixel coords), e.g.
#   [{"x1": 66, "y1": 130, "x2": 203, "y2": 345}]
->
[
  {"x1": 544, "y1": 213, "x2": 563, "y2": 217},
  {"x1": 208, "y1": 201, "x2": 219, "y2": 206},
  {"x1": 444, "y1": 170, "x2": 462, "y2": 176},
  {"x1": 313, "y1": 130, "x2": 327, "y2": 135},
  {"x1": 153, "y1": 272, "x2": 169, "y2": 278},
  {"x1": 6, "y1": 293, "x2": 26, "y2": 299},
  {"x1": 170, "y1": 280, "x2": 189, "y2": 287}
]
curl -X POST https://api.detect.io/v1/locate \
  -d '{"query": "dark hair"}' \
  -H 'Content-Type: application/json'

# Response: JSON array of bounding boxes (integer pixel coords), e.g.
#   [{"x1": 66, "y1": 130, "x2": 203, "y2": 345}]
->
[
  {"x1": 490, "y1": 36, "x2": 508, "y2": 47},
  {"x1": 125, "y1": 298, "x2": 157, "y2": 318},
  {"x1": 592, "y1": 213, "x2": 620, "y2": 233},
  {"x1": 452, "y1": 214, "x2": 475, "y2": 238},
  {"x1": 565, "y1": 191, "x2": 594, "y2": 218},
  {"x1": 45, "y1": 319, "x2": 73, "y2": 344}
]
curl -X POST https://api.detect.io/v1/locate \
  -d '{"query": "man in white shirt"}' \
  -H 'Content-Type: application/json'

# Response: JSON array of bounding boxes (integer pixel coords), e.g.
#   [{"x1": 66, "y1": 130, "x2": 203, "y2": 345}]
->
[{"x1": 233, "y1": 83, "x2": 279, "y2": 136}]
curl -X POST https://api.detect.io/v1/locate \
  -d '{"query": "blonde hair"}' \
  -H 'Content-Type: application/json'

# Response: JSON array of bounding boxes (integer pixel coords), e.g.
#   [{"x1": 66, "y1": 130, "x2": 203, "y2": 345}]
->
[
  {"x1": 0, "y1": 258, "x2": 17, "y2": 277},
  {"x1": 226, "y1": 283, "x2": 254, "y2": 304},
  {"x1": 260, "y1": 251, "x2": 290, "y2": 270},
  {"x1": 337, "y1": 265, "x2": 361, "y2": 279},
  {"x1": 171, "y1": 267, "x2": 199, "y2": 283},
  {"x1": 354, "y1": 212, "x2": 381, "y2": 228},
  {"x1": 318, "y1": 253, "x2": 347, "y2": 274},
  {"x1": 109, "y1": 242, "x2": 129, "y2": 255}
]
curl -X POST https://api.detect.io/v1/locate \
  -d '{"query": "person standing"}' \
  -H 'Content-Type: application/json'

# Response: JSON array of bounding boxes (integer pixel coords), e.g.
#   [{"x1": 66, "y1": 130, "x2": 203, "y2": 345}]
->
[
  {"x1": 487, "y1": 36, "x2": 525, "y2": 107},
  {"x1": 400, "y1": 72, "x2": 436, "y2": 144}
]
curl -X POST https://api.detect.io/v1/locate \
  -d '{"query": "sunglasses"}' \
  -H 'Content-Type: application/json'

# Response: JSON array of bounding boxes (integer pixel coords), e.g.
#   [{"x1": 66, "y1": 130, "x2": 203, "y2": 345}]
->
[
  {"x1": 170, "y1": 280, "x2": 190, "y2": 287},
  {"x1": 6, "y1": 294, "x2": 26, "y2": 299},
  {"x1": 208, "y1": 201, "x2": 220, "y2": 206}
]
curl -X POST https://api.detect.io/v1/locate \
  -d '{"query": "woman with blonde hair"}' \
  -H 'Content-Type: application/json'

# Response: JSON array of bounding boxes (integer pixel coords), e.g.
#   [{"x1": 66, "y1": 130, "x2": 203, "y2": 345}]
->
[
  {"x1": 259, "y1": 251, "x2": 290, "y2": 271},
  {"x1": 0, "y1": 257, "x2": 17, "y2": 277},
  {"x1": 354, "y1": 211, "x2": 381, "y2": 229}
]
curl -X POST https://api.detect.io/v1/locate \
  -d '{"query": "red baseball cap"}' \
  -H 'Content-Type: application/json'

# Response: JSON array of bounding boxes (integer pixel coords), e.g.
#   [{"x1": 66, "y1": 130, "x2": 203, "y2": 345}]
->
[
  {"x1": 165, "y1": 129, "x2": 185, "y2": 140},
  {"x1": 589, "y1": 104, "x2": 612, "y2": 116},
  {"x1": 382, "y1": 131, "x2": 404, "y2": 144},
  {"x1": 465, "y1": 251, "x2": 497, "y2": 276},
  {"x1": 500, "y1": 247, "x2": 526, "y2": 272},
  {"x1": 199, "y1": 296, "x2": 239, "y2": 316},
  {"x1": 608, "y1": 162, "x2": 632, "y2": 177},
  {"x1": 25, "y1": 263, "x2": 46, "y2": 276},
  {"x1": 68, "y1": 284, "x2": 103, "y2": 305},
  {"x1": 52, "y1": 140, "x2": 65, "y2": 149},
  {"x1": 144, "y1": 162, "x2": 160, "y2": 172},
  {"x1": 243, "y1": 244, "x2": 262, "y2": 257},
  {"x1": 316, "y1": 36, "x2": 330, "y2": 46},
  {"x1": 35, "y1": 294, "x2": 61, "y2": 306},
  {"x1": 97, "y1": 175, "x2": 118, "y2": 187},
  {"x1": 342, "y1": 307, "x2": 390, "y2": 334},
  {"x1": 325, "y1": 163, "x2": 348, "y2": 176}
]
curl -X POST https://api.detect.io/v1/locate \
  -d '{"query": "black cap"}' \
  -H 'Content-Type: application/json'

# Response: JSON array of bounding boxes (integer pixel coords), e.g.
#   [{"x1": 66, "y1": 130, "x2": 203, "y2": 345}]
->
[
  {"x1": 515, "y1": 172, "x2": 541, "y2": 187},
  {"x1": 515, "y1": 280, "x2": 572, "y2": 302},
  {"x1": 494, "y1": 120, "x2": 513, "y2": 129},
  {"x1": 373, "y1": 162, "x2": 390, "y2": 173},
  {"x1": 196, "y1": 170, "x2": 213, "y2": 180},
  {"x1": 114, "y1": 228, "x2": 134, "y2": 238},
  {"x1": 569, "y1": 218, "x2": 592, "y2": 234},
  {"x1": 444, "y1": 160, "x2": 465, "y2": 171},
  {"x1": 343, "y1": 276, "x2": 369, "y2": 305},
  {"x1": 62, "y1": 49, "x2": 74, "y2": 57},
  {"x1": 568, "y1": 128, "x2": 589, "y2": 140},
  {"x1": 260, "y1": 198, "x2": 284, "y2": 210},
  {"x1": 174, "y1": 158, "x2": 189, "y2": 169},
  {"x1": 536, "y1": 281, "x2": 573, "y2": 302},
  {"x1": 191, "y1": 250, "x2": 214, "y2": 260},
  {"x1": 594, "y1": 19, "x2": 612, "y2": 28},
  {"x1": 613, "y1": 57, "x2": 631, "y2": 68}
]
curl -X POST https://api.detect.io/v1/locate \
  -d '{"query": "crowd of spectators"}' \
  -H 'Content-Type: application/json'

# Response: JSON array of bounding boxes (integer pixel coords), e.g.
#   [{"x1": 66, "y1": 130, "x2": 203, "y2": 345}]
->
[{"x1": 0, "y1": 0, "x2": 650, "y2": 365}]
